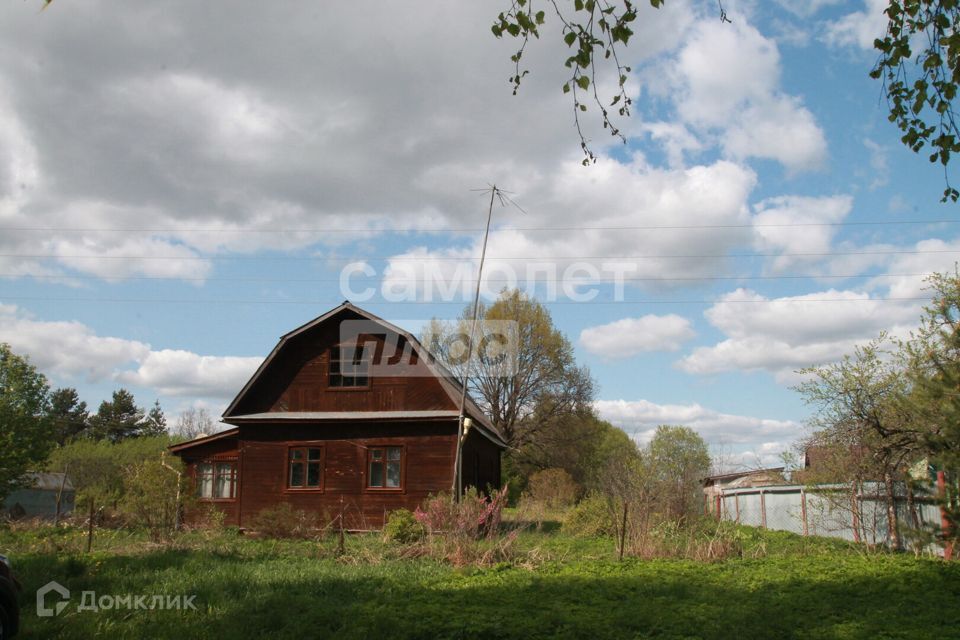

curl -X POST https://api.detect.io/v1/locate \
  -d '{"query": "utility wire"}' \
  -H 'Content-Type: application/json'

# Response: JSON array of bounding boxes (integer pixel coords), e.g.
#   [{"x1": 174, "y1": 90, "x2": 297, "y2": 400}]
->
[
  {"x1": 2, "y1": 248, "x2": 960, "y2": 261},
  {"x1": 0, "y1": 272, "x2": 939, "y2": 283},
  {"x1": 0, "y1": 219, "x2": 956, "y2": 233},
  {"x1": 0, "y1": 295, "x2": 933, "y2": 306}
]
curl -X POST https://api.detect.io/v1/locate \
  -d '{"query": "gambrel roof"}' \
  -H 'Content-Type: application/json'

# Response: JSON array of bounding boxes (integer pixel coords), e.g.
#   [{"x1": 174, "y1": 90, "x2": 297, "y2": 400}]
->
[{"x1": 222, "y1": 302, "x2": 506, "y2": 448}]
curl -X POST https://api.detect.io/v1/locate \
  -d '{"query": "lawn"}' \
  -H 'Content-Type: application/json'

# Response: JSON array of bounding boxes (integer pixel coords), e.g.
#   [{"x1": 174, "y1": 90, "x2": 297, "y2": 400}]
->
[{"x1": 1, "y1": 522, "x2": 957, "y2": 640}]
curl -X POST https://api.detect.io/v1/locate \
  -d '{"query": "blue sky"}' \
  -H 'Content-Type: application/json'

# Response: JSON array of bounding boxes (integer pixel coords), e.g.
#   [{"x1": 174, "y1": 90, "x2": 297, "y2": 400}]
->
[{"x1": 0, "y1": 0, "x2": 956, "y2": 468}]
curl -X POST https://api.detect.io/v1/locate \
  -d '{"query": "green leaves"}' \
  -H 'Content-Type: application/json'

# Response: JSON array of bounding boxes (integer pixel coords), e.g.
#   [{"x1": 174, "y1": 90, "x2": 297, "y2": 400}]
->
[
  {"x1": 491, "y1": 0, "x2": 665, "y2": 165},
  {"x1": 872, "y1": 0, "x2": 960, "y2": 201}
]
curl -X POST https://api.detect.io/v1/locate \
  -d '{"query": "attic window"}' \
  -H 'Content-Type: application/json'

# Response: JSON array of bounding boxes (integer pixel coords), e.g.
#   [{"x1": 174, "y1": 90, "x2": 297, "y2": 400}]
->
[{"x1": 329, "y1": 345, "x2": 369, "y2": 388}]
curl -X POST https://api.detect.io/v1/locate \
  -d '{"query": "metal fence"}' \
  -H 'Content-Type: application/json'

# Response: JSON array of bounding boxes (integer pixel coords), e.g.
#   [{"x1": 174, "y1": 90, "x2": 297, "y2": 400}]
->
[{"x1": 713, "y1": 483, "x2": 946, "y2": 554}]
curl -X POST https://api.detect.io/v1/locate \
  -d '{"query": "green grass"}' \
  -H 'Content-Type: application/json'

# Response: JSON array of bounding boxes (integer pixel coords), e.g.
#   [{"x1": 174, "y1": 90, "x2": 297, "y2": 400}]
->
[{"x1": 1, "y1": 522, "x2": 957, "y2": 639}]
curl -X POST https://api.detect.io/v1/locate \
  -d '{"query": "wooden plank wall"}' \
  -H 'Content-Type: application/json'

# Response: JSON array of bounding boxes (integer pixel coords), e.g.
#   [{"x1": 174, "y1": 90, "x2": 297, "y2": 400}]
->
[
  {"x1": 176, "y1": 436, "x2": 241, "y2": 526},
  {"x1": 236, "y1": 422, "x2": 457, "y2": 529},
  {"x1": 460, "y1": 429, "x2": 503, "y2": 495},
  {"x1": 229, "y1": 311, "x2": 456, "y2": 416}
]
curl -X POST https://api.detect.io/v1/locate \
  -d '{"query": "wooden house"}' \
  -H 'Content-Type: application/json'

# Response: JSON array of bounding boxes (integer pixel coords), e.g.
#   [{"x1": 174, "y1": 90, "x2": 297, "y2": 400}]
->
[{"x1": 169, "y1": 302, "x2": 506, "y2": 529}]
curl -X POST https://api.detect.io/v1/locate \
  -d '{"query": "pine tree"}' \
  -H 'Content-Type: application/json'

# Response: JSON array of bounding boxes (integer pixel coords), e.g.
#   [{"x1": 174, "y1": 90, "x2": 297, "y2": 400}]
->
[
  {"x1": 48, "y1": 387, "x2": 90, "y2": 444},
  {"x1": 89, "y1": 389, "x2": 146, "y2": 442},
  {"x1": 904, "y1": 271, "x2": 960, "y2": 545}
]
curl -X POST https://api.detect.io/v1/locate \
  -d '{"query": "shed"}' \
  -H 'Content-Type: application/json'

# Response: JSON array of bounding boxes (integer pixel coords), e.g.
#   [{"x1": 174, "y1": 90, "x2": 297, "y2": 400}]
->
[{"x1": 2, "y1": 472, "x2": 76, "y2": 520}]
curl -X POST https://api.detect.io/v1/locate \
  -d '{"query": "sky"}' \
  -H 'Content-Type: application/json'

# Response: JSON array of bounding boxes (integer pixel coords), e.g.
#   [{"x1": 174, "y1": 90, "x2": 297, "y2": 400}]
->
[{"x1": 0, "y1": 0, "x2": 956, "y2": 469}]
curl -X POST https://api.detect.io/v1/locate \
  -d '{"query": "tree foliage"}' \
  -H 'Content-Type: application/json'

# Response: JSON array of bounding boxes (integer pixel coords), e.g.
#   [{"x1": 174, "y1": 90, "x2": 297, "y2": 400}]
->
[
  {"x1": 902, "y1": 269, "x2": 960, "y2": 538},
  {"x1": 46, "y1": 435, "x2": 175, "y2": 506},
  {"x1": 88, "y1": 388, "x2": 162, "y2": 442},
  {"x1": 492, "y1": 0, "x2": 647, "y2": 164},
  {"x1": 872, "y1": 0, "x2": 960, "y2": 201},
  {"x1": 48, "y1": 387, "x2": 90, "y2": 445},
  {"x1": 644, "y1": 425, "x2": 711, "y2": 521},
  {"x1": 427, "y1": 289, "x2": 594, "y2": 450},
  {"x1": 0, "y1": 343, "x2": 55, "y2": 499}
]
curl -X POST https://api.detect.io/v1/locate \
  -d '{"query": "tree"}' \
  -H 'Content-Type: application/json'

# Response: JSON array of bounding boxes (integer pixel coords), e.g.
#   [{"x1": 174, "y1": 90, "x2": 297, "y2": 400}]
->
[
  {"x1": 48, "y1": 387, "x2": 90, "y2": 445},
  {"x1": 143, "y1": 400, "x2": 168, "y2": 437},
  {"x1": 507, "y1": 409, "x2": 640, "y2": 495},
  {"x1": 494, "y1": 1, "x2": 960, "y2": 200},
  {"x1": 88, "y1": 389, "x2": 155, "y2": 442},
  {"x1": 492, "y1": 0, "x2": 648, "y2": 164},
  {"x1": 0, "y1": 343, "x2": 55, "y2": 499},
  {"x1": 871, "y1": 1, "x2": 960, "y2": 201},
  {"x1": 902, "y1": 269, "x2": 960, "y2": 545},
  {"x1": 644, "y1": 425, "x2": 711, "y2": 521},
  {"x1": 172, "y1": 407, "x2": 216, "y2": 440},
  {"x1": 795, "y1": 335, "x2": 924, "y2": 549},
  {"x1": 46, "y1": 435, "x2": 173, "y2": 507},
  {"x1": 426, "y1": 289, "x2": 595, "y2": 450}
]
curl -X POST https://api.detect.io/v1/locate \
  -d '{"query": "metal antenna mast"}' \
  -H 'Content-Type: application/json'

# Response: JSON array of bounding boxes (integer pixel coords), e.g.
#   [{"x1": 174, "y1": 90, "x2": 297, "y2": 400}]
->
[{"x1": 452, "y1": 185, "x2": 498, "y2": 501}]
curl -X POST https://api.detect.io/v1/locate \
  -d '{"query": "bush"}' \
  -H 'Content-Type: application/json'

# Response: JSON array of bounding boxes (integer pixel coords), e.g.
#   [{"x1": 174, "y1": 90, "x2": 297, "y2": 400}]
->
[
  {"x1": 414, "y1": 486, "x2": 508, "y2": 540},
  {"x1": 120, "y1": 458, "x2": 185, "y2": 542},
  {"x1": 563, "y1": 493, "x2": 617, "y2": 537},
  {"x1": 410, "y1": 487, "x2": 517, "y2": 566},
  {"x1": 525, "y1": 468, "x2": 579, "y2": 509},
  {"x1": 384, "y1": 508, "x2": 424, "y2": 544},
  {"x1": 251, "y1": 503, "x2": 317, "y2": 539}
]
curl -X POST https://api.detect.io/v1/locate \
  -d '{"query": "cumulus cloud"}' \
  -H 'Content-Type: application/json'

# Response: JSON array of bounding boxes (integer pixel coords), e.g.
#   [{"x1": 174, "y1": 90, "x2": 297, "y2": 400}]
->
[
  {"x1": 0, "y1": 0, "x2": 702, "y2": 283},
  {"x1": 677, "y1": 287, "x2": 921, "y2": 382},
  {"x1": 380, "y1": 157, "x2": 757, "y2": 300},
  {"x1": 0, "y1": 304, "x2": 150, "y2": 381},
  {"x1": 751, "y1": 194, "x2": 853, "y2": 272},
  {"x1": 580, "y1": 314, "x2": 695, "y2": 358},
  {"x1": 647, "y1": 19, "x2": 827, "y2": 172},
  {"x1": 824, "y1": 0, "x2": 889, "y2": 50},
  {"x1": 594, "y1": 398, "x2": 802, "y2": 466},
  {"x1": 0, "y1": 303, "x2": 260, "y2": 399},
  {"x1": 118, "y1": 349, "x2": 261, "y2": 398}
]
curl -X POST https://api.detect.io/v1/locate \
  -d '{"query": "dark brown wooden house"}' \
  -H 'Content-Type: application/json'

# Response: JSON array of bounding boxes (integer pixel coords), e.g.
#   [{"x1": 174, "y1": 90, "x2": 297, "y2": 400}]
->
[{"x1": 170, "y1": 302, "x2": 506, "y2": 530}]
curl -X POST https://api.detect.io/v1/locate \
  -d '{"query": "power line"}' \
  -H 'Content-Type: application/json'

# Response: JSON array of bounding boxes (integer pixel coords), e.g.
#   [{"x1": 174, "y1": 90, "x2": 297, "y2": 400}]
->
[
  {"x1": 0, "y1": 272, "x2": 939, "y2": 284},
  {"x1": 0, "y1": 295, "x2": 932, "y2": 306},
  {"x1": 0, "y1": 218, "x2": 956, "y2": 234},
  {"x1": 2, "y1": 248, "x2": 960, "y2": 261}
]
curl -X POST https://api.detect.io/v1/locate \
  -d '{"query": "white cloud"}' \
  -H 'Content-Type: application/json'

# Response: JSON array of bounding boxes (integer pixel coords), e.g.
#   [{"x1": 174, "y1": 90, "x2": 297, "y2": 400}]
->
[
  {"x1": 0, "y1": 304, "x2": 150, "y2": 381},
  {"x1": 863, "y1": 138, "x2": 890, "y2": 189},
  {"x1": 722, "y1": 96, "x2": 827, "y2": 172},
  {"x1": 648, "y1": 19, "x2": 827, "y2": 172},
  {"x1": 595, "y1": 397, "x2": 802, "y2": 465},
  {"x1": 0, "y1": 303, "x2": 260, "y2": 399},
  {"x1": 381, "y1": 157, "x2": 757, "y2": 300},
  {"x1": 870, "y1": 237, "x2": 960, "y2": 299},
  {"x1": 109, "y1": 72, "x2": 294, "y2": 165},
  {"x1": 580, "y1": 314, "x2": 695, "y2": 358},
  {"x1": 824, "y1": 0, "x2": 888, "y2": 50},
  {"x1": 677, "y1": 287, "x2": 921, "y2": 382},
  {"x1": 751, "y1": 194, "x2": 853, "y2": 272},
  {"x1": 118, "y1": 349, "x2": 261, "y2": 398},
  {"x1": 775, "y1": 0, "x2": 844, "y2": 18}
]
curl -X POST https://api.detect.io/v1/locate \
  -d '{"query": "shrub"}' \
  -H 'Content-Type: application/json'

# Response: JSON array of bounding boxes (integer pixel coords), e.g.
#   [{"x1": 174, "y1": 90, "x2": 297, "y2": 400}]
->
[
  {"x1": 120, "y1": 458, "x2": 184, "y2": 542},
  {"x1": 563, "y1": 493, "x2": 617, "y2": 537},
  {"x1": 525, "y1": 468, "x2": 579, "y2": 509},
  {"x1": 384, "y1": 508, "x2": 424, "y2": 544},
  {"x1": 251, "y1": 503, "x2": 317, "y2": 539},
  {"x1": 414, "y1": 486, "x2": 509, "y2": 540},
  {"x1": 409, "y1": 486, "x2": 517, "y2": 566}
]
